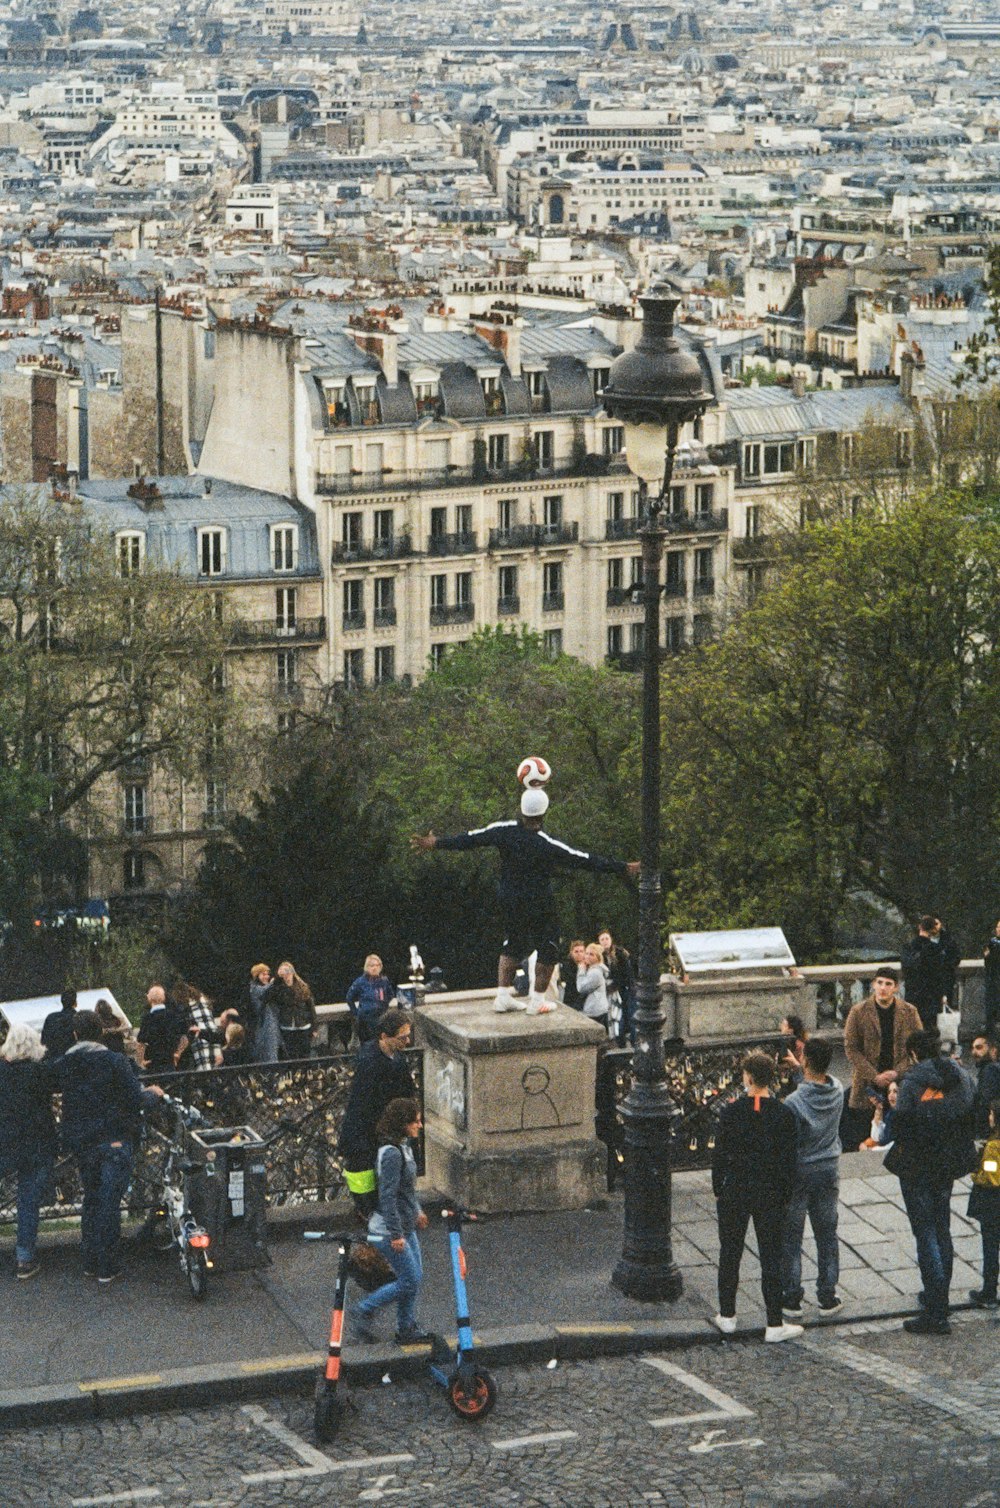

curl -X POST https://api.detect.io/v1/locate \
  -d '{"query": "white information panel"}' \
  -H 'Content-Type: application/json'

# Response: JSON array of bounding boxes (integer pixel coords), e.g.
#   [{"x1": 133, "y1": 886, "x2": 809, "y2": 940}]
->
[{"x1": 669, "y1": 927, "x2": 796, "y2": 975}]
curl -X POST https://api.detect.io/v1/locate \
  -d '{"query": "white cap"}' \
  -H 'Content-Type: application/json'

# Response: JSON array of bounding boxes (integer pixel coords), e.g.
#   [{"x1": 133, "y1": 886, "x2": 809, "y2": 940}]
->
[{"x1": 521, "y1": 788, "x2": 549, "y2": 818}]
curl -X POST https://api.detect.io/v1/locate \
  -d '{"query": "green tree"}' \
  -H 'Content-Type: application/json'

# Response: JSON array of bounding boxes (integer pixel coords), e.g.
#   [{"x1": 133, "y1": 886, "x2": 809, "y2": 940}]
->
[
  {"x1": 0, "y1": 488, "x2": 234, "y2": 921},
  {"x1": 659, "y1": 489, "x2": 1000, "y2": 958}
]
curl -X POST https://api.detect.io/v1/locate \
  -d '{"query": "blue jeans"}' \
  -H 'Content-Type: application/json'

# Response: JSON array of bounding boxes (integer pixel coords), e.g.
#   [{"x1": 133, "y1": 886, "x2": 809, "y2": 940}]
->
[
  {"x1": 78, "y1": 1141, "x2": 134, "y2": 1280},
  {"x1": 356, "y1": 1232, "x2": 423, "y2": 1333},
  {"x1": 900, "y1": 1179, "x2": 954, "y2": 1322},
  {"x1": 782, "y1": 1160, "x2": 840, "y2": 1307},
  {"x1": 0, "y1": 1154, "x2": 52, "y2": 1264}
]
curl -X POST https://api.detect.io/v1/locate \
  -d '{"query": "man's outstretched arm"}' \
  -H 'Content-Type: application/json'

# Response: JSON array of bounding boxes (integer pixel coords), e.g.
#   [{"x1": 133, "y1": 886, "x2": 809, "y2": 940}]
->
[
  {"x1": 537, "y1": 829, "x2": 639, "y2": 878},
  {"x1": 410, "y1": 820, "x2": 516, "y2": 854}
]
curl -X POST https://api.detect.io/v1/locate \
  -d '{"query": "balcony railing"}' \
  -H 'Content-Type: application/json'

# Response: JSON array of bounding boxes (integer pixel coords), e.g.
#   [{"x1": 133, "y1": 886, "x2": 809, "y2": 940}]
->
[
  {"x1": 427, "y1": 530, "x2": 478, "y2": 557},
  {"x1": 542, "y1": 591, "x2": 565, "y2": 613},
  {"x1": 275, "y1": 681, "x2": 304, "y2": 703},
  {"x1": 331, "y1": 535, "x2": 414, "y2": 562},
  {"x1": 606, "y1": 517, "x2": 641, "y2": 540},
  {"x1": 606, "y1": 585, "x2": 639, "y2": 607},
  {"x1": 430, "y1": 602, "x2": 475, "y2": 626},
  {"x1": 374, "y1": 606, "x2": 397, "y2": 628},
  {"x1": 497, "y1": 595, "x2": 520, "y2": 615},
  {"x1": 488, "y1": 522, "x2": 579, "y2": 550},
  {"x1": 665, "y1": 509, "x2": 729, "y2": 534},
  {"x1": 693, "y1": 577, "x2": 715, "y2": 597},
  {"x1": 732, "y1": 534, "x2": 774, "y2": 561},
  {"x1": 607, "y1": 642, "x2": 687, "y2": 671},
  {"x1": 317, "y1": 460, "x2": 606, "y2": 498},
  {"x1": 664, "y1": 579, "x2": 687, "y2": 599},
  {"x1": 229, "y1": 616, "x2": 326, "y2": 645},
  {"x1": 342, "y1": 609, "x2": 366, "y2": 631},
  {"x1": 124, "y1": 815, "x2": 149, "y2": 834}
]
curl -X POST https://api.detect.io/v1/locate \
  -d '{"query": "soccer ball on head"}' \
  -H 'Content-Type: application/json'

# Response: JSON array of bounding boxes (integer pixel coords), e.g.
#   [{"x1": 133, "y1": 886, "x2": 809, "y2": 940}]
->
[{"x1": 517, "y1": 755, "x2": 552, "y2": 789}]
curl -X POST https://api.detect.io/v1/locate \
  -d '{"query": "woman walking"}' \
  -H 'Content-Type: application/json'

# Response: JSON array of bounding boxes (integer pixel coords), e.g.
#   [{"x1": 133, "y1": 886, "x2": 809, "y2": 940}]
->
[
  {"x1": 350, "y1": 1097, "x2": 431, "y2": 1345},
  {"x1": 0, "y1": 1025, "x2": 57, "y2": 1279},
  {"x1": 272, "y1": 961, "x2": 317, "y2": 1060}
]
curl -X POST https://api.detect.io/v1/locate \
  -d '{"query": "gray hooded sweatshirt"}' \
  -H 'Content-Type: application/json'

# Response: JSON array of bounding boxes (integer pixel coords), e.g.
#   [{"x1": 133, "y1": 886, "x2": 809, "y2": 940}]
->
[{"x1": 784, "y1": 1074, "x2": 845, "y2": 1168}]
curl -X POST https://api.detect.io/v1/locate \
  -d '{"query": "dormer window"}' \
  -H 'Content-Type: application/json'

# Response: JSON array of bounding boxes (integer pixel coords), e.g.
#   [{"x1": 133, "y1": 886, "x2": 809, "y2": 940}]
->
[
  {"x1": 479, "y1": 372, "x2": 503, "y2": 414},
  {"x1": 354, "y1": 379, "x2": 378, "y2": 425},
  {"x1": 198, "y1": 526, "x2": 226, "y2": 577},
  {"x1": 117, "y1": 531, "x2": 145, "y2": 576},
  {"x1": 324, "y1": 379, "x2": 349, "y2": 425},
  {"x1": 413, "y1": 377, "x2": 440, "y2": 416},
  {"x1": 526, "y1": 369, "x2": 548, "y2": 412},
  {"x1": 271, "y1": 523, "x2": 298, "y2": 572},
  {"x1": 591, "y1": 366, "x2": 610, "y2": 399}
]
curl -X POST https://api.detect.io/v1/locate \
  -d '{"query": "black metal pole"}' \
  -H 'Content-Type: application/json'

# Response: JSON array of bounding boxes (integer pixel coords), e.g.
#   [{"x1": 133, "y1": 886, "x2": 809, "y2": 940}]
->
[{"x1": 612, "y1": 423, "x2": 681, "y2": 1302}]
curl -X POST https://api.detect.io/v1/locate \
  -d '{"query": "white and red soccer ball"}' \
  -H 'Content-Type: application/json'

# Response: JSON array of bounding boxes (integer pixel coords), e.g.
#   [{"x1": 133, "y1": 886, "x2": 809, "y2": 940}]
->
[{"x1": 517, "y1": 755, "x2": 552, "y2": 789}]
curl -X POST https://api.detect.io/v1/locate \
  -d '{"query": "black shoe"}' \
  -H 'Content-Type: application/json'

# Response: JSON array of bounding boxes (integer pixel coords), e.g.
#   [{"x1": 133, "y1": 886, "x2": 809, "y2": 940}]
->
[
  {"x1": 903, "y1": 1315, "x2": 951, "y2": 1336},
  {"x1": 781, "y1": 1302, "x2": 804, "y2": 1321},
  {"x1": 818, "y1": 1296, "x2": 844, "y2": 1316},
  {"x1": 15, "y1": 1259, "x2": 40, "y2": 1281},
  {"x1": 97, "y1": 1269, "x2": 122, "y2": 1286},
  {"x1": 968, "y1": 1288, "x2": 999, "y2": 1310},
  {"x1": 394, "y1": 1327, "x2": 434, "y2": 1346}
]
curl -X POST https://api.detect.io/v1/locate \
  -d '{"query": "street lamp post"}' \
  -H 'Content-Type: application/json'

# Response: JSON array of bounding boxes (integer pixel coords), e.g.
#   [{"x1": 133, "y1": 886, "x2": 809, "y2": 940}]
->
[{"x1": 602, "y1": 287, "x2": 711, "y2": 1301}]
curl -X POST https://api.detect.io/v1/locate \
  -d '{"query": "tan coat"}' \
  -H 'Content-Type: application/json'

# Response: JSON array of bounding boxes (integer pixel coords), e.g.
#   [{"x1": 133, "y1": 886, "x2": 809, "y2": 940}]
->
[{"x1": 844, "y1": 993, "x2": 923, "y2": 1110}]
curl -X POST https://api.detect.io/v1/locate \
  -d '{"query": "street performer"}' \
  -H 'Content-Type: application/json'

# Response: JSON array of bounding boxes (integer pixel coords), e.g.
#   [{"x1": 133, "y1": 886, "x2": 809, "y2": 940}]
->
[{"x1": 411, "y1": 789, "x2": 638, "y2": 1014}]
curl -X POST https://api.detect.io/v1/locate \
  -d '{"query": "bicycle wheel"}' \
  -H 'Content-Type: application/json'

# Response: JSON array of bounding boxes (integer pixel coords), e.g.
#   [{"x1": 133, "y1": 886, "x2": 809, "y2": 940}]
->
[
  {"x1": 186, "y1": 1248, "x2": 208, "y2": 1301},
  {"x1": 447, "y1": 1368, "x2": 497, "y2": 1420},
  {"x1": 314, "y1": 1376, "x2": 344, "y2": 1442}
]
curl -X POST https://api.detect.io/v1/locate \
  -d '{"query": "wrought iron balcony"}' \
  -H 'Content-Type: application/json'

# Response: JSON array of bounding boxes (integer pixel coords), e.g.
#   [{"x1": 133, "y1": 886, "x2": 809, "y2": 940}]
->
[
  {"x1": 542, "y1": 591, "x2": 565, "y2": 613},
  {"x1": 693, "y1": 578, "x2": 715, "y2": 597},
  {"x1": 430, "y1": 602, "x2": 475, "y2": 626},
  {"x1": 123, "y1": 814, "x2": 150, "y2": 834},
  {"x1": 497, "y1": 595, "x2": 520, "y2": 616},
  {"x1": 664, "y1": 508, "x2": 728, "y2": 534},
  {"x1": 664, "y1": 579, "x2": 687, "y2": 599},
  {"x1": 342, "y1": 609, "x2": 366, "y2": 631},
  {"x1": 488, "y1": 522, "x2": 579, "y2": 551},
  {"x1": 606, "y1": 585, "x2": 638, "y2": 607},
  {"x1": 427, "y1": 530, "x2": 478, "y2": 557},
  {"x1": 732, "y1": 534, "x2": 774, "y2": 561},
  {"x1": 317, "y1": 460, "x2": 605, "y2": 498},
  {"x1": 331, "y1": 534, "x2": 414, "y2": 562},
  {"x1": 228, "y1": 616, "x2": 326, "y2": 645},
  {"x1": 374, "y1": 606, "x2": 397, "y2": 628},
  {"x1": 606, "y1": 516, "x2": 641, "y2": 540}
]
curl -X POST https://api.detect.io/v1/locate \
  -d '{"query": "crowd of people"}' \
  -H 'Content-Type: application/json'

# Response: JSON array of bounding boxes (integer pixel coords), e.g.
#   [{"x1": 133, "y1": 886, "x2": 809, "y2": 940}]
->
[{"x1": 713, "y1": 961, "x2": 1000, "y2": 1342}]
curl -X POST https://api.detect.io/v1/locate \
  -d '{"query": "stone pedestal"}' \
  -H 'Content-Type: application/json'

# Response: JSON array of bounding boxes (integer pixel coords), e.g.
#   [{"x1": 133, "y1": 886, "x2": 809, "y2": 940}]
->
[
  {"x1": 417, "y1": 999, "x2": 607, "y2": 1214},
  {"x1": 664, "y1": 971, "x2": 812, "y2": 1042}
]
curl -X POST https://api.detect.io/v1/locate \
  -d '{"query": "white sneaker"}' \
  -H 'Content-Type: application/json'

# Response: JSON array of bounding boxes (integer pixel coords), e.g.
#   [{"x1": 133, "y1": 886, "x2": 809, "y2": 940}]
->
[
  {"x1": 764, "y1": 1322, "x2": 804, "y2": 1344},
  {"x1": 526, "y1": 996, "x2": 555, "y2": 1014},
  {"x1": 494, "y1": 989, "x2": 516, "y2": 1013},
  {"x1": 712, "y1": 1314, "x2": 737, "y2": 1335}
]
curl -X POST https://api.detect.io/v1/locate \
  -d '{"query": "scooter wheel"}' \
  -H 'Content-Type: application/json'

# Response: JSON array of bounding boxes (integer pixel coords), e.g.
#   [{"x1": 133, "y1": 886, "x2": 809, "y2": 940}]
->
[
  {"x1": 187, "y1": 1249, "x2": 208, "y2": 1301},
  {"x1": 314, "y1": 1377, "x2": 344, "y2": 1442},
  {"x1": 447, "y1": 1369, "x2": 497, "y2": 1420}
]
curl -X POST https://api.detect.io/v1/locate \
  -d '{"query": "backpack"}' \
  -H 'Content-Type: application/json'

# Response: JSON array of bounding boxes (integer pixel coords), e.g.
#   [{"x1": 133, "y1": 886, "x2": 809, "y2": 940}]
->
[{"x1": 973, "y1": 1137, "x2": 1000, "y2": 1190}]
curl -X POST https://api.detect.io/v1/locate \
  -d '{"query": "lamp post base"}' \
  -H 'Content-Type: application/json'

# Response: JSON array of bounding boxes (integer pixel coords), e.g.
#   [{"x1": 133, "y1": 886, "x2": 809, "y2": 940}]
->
[{"x1": 612, "y1": 1253, "x2": 683, "y2": 1304}]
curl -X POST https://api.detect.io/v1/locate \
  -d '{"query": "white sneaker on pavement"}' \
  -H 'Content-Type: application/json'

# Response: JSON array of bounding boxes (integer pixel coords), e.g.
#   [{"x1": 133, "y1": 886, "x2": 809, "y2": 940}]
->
[
  {"x1": 764, "y1": 1322, "x2": 804, "y2": 1343},
  {"x1": 712, "y1": 1314, "x2": 737, "y2": 1335},
  {"x1": 494, "y1": 988, "x2": 517, "y2": 1013},
  {"x1": 526, "y1": 996, "x2": 555, "y2": 1014}
]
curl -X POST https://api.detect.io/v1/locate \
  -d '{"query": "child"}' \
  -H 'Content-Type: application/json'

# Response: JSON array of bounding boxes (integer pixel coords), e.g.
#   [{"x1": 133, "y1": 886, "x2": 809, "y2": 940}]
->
[
  {"x1": 967, "y1": 1097, "x2": 1000, "y2": 1309},
  {"x1": 861, "y1": 1080, "x2": 898, "y2": 1149},
  {"x1": 221, "y1": 1022, "x2": 248, "y2": 1066}
]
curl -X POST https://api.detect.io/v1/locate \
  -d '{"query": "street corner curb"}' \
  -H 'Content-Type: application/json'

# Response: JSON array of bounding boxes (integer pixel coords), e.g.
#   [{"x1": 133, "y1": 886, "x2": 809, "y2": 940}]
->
[
  {"x1": 551, "y1": 1319, "x2": 712, "y2": 1359},
  {"x1": 0, "y1": 1382, "x2": 98, "y2": 1428}
]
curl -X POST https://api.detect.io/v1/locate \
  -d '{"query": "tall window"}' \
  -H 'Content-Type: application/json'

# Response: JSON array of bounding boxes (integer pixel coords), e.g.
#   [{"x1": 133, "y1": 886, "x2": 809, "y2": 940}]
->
[
  {"x1": 543, "y1": 561, "x2": 563, "y2": 610},
  {"x1": 535, "y1": 430, "x2": 554, "y2": 469},
  {"x1": 602, "y1": 425, "x2": 624, "y2": 457},
  {"x1": 198, "y1": 528, "x2": 226, "y2": 577},
  {"x1": 456, "y1": 572, "x2": 472, "y2": 608},
  {"x1": 745, "y1": 504, "x2": 762, "y2": 539},
  {"x1": 607, "y1": 557, "x2": 623, "y2": 592},
  {"x1": 374, "y1": 645, "x2": 395, "y2": 685},
  {"x1": 343, "y1": 579, "x2": 364, "y2": 627},
  {"x1": 430, "y1": 575, "x2": 447, "y2": 610},
  {"x1": 276, "y1": 587, "x2": 297, "y2": 635},
  {"x1": 343, "y1": 649, "x2": 364, "y2": 688},
  {"x1": 543, "y1": 629, "x2": 563, "y2": 658},
  {"x1": 498, "y1": 564, "x2": 518, "y2": 608},
  {"x1": 542, "y1": 495, "x2": 562, "y2": 534},
  {"x1": 487, "y1": 433, "x2": 509, "y2": 470},
  {"x1": 373, "y1": 509, "x2": 394, "y2": 549},
  {"x1": 606, "y1": 491, "x2": 625, "y2": 522},
  {"x1": 456, "y1": 504, "x2": 472, "y2": 537},
  {"x1": 123, "y1": 851, "x2": 146, "y2": 890},
  {"x1": 498, "y1": 498, "x2": 516, "y2": 532},
  {"x1": 429, "y1": 643, "x2": 447, "y2": 671},
  {"x1": 276, "y1": 648, "x2": 297, "y2": 686},
  {"x1": 430, "y1": 506, "x2": 447, "y2": 540},
  {"x1": 607, "y1": 624, "x2": 623, "y2": 658},
  {"x1": 374, "y1": 577, "x2": 395, "y2": 625},
  {"x1": 117, "y1": 532, "x2": 144, "y2": 576},
  {"x1": 123, "y1": 783, "x2": 147, "y2": 834},
  {"x1": 272, "y1": 524, "x2": 297, "y2": 572},
  {"x1": 205, "y1": 779, "x2": 226, "y2": 827},
  {"x1": 694, "y1": 483, "x2": 714, "y2": 516},
  {"x1": 342, "y1": 512, "x2": 363, "y2": 552}
]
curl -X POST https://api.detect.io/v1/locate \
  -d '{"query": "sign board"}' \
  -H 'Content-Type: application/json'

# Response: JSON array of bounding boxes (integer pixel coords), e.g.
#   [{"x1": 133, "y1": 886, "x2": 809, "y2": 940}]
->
[
  {"x1": 0, "y1": 988, "x2": 129, "y2": 1038},
  {"x1": 669, "y1": 928, "x2": 796, "y2": 976}
]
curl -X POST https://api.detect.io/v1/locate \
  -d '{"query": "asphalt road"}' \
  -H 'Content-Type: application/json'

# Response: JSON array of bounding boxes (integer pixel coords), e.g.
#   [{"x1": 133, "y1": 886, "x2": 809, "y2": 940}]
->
[{"x1": 5, "y1": 1312, "x2": 999, "y2": 1508}]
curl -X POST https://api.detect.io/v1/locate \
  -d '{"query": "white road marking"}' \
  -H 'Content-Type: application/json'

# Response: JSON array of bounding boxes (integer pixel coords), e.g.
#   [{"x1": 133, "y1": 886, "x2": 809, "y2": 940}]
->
[
  {"x1": 491, "y1": 1430, "x2": 579, "y2": 1451},
  {"x1": 358, "y1": 1475, "x2": 412, "y2": 1502},
  {"x1": 239, "y1": 1403, "x2": 414, "y2": 1483},
  {"x1": 71, "y1": 1494, "x2": 162, "y2": 1507},
  {"x1": 689, "y1": 1428, "x2": 764, "y2": 1455},
  {"x1": 800, "y1": 1335, "x2": 1000, "y2": 1439},
  {"x1": 643, "y1": 1357, "x2": 755, "y2": 1429}
]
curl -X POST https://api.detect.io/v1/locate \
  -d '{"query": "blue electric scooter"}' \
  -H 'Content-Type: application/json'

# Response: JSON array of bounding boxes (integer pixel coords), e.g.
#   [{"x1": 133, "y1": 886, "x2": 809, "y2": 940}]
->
[{"x1": 427, "y1": 1207, "x2": 497, "y2": 1420}]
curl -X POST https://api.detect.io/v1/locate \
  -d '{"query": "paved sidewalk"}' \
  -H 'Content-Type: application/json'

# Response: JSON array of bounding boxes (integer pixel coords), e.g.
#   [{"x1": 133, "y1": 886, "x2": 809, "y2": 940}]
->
[{"x1": 0, "y1": 1150, "x2": 985, "y2": 1422}]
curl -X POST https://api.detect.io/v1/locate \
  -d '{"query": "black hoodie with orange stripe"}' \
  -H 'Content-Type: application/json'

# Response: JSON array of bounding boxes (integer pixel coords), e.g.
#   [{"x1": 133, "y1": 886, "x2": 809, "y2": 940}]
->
[{"x1": 711, "y1": 1091, "x2": 798, "y2": 1205}]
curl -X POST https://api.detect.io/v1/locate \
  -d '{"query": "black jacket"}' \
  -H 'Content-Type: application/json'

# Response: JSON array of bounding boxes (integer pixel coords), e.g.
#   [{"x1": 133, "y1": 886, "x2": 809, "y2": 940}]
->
[
  {"x1": 57, "y1": 1041, "x2": 158, "y2": 1154},
  {"x1": 40, "y1": 1007, "x2": 78, "y2": 1059},
  {"x1": 711, "y1": 1092, "x2": 798, "y2": 1206},
  {"x1": 901, "y1": 931, "x2": 961, "y2": 1012},
  {"x1": 890, "y1": 1055, "x2": 976, "y2": 1185},
  {"x1": 0, "y1": 1059, "x2": 57, "y2": 1161},
  {"x1": 337, "y1": 1041, "x2": 415, "y2": 1164},
  {"x1": 984, "y1": 936, "x2": 1000, "y2": 1008},
  {"x1": 137, "y1": 1006, "x2": 187, "y2": 1076},
  {"x1": 974, "y1": 1059, "x2": 1000, "y2": 1138},
  {"x1": 436, "y1": 819, "x2": 627, "y2": 913}
]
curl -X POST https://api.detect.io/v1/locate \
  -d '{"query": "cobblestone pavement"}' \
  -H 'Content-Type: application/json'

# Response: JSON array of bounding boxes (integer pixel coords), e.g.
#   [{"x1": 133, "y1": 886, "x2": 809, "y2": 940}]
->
[{"x1": 4, "y1": 1312, "x2": 999, "y2": 1508}]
